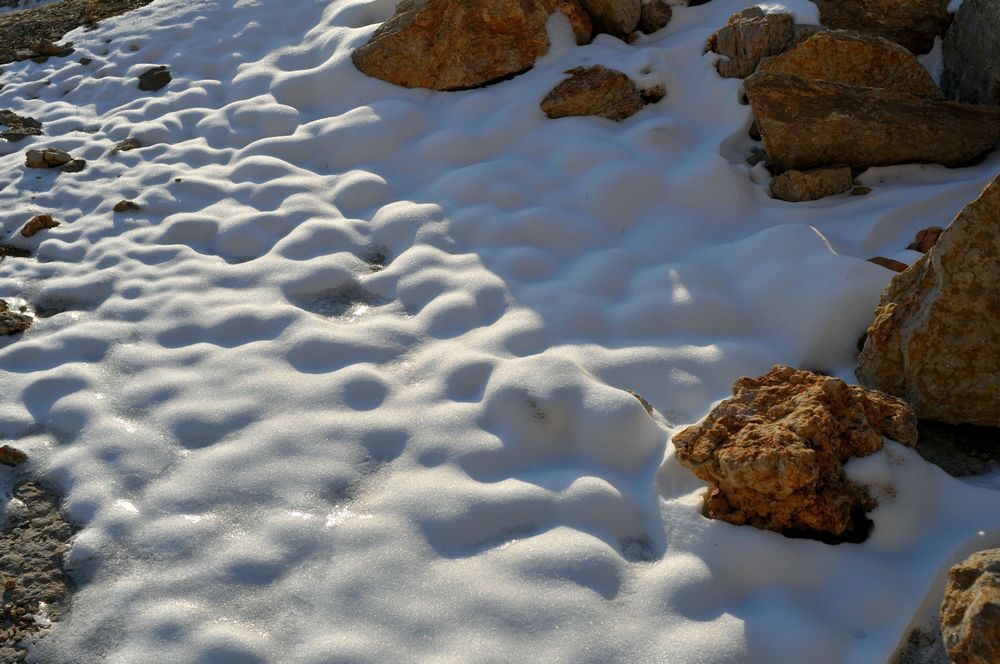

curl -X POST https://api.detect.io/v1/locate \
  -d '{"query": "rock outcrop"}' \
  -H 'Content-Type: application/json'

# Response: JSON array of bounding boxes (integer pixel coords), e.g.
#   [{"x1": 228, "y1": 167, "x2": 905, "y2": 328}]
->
[
  {"x1": 352, "y1": 0, "x2": 592, "y2": 91},
  {"x1": 809, "y1": 0, "x2": 951, "y2": 54},
  {"x1": 744, "y1": 72, "x2": 1000, "y2": 173},
  {"x1": 941, "y1": 548, "x2": 1000, "y2": 664},
  {"x1": 672, "y1": 365, "x2": 917, "y2": 541},
  {"x1": 942, "y1": 0, "x2": 1000, "y2": 105},
  {"x1": 857, "y1": 175, "x2": 1000, "y2": 427},
  {"x1": 707, "y1": 7, "x2": 819, "y2": 79},
  {"x1": 579, "y1": 0, "x2": 639, "y2": 37},
  {"x1": 770, "y1": 165, "x2": 853, "y2": 202},
  {"x1": 541, "y1": 65, "x2": 651, "y2": 120}
]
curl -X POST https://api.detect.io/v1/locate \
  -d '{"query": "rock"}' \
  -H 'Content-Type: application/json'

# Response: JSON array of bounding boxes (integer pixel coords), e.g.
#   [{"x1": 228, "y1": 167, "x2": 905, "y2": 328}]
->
[
  {"x1": 137, "y1": 65, "x2": 171, "y2": 91},
  {"x1": 111, "y1": 137, "x2": 141, "y2": 153},
  {"x1": 580, "y1": 0, "x2": 640, "y2": 37},
  {"x1": 942, "y1": 0, "x2": 1000, "y2": 105},
  {"x1": 0, "y1": 445, "x2": 26, "y2": 467},
  {"x1": 940, "y1": 548, "x2": 1000, "y2": 664},
  {"x1": 541, "y1": 65, "x2": 648, "y2": 120},
  {"x1": 637, "y1": 0, "x2": 671, "y2": 34},
  {"x1": 14, "y1": 49, "x2": 33, "y2": 61},
  {"x1": 113, "y1": 199, "x2": 140, "y2": 212},
  {"x1": 770, "y1": 165, "x2": 853, "y2": 201},
  {"x1": 0, "y1": 110, "x2": 42, "y2": 142},
  {"x1": 0, "y1": 245, "x2": 31, "y2": 260},
  {"x1": 809, "y1": 0, "x2": 951, "y2": 54},
  {"x1": 20, "y1": 214, "x2": 60, "y2": 237},
  {"x1": 31, "y1": 39, "x2": 72, "y2": 57},
  {"x1": 24, "y1": 147, "x2": 72, "y2": 168},
  {"x1": 707, "y1": 7, "x2": 819, "y2": 79},
  {"x1": 857, "y1": 175, "x2": 1000, "y2": 426},
  {"x1": 907, "y1": 226, "x2": 944, "y2": 253},
  {"x1": 0, "y1": 310, "x2": 31, "y2": 335},
  {"x1": 868, "y1": 256, "x2": 909, "y2": 272},
  {"x1": 60, "y1": 158, "x2": 87, "y2": 173},
  {"x1": 852, "y1": 186, "x2": 873, "y2": 196},
  {"x1": 744, "y1": 72, "x2": 1000, "y2": 173},
  {"x1": 672, "y1": 365, "x2": 917, "y2": 541},
  {"x1": 352, "y1": 0, "x2": 592, "y2": 91},
  {"x1": 627, "y1": 389, "x2": 654, "y2": 416},
  {"x1": 757, "y1": 30, "x2": 943, "y2": 98}
]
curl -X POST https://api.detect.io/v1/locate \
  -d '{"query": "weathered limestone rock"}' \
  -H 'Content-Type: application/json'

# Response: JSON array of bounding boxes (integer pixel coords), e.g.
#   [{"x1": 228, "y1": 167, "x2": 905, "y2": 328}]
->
[
  {"x1": 672, "y1": 365, "x2": 917, "y2": 540},
  {"x1": 809, "y1": 0, "x2": 951, "y2": 54},
  {"x1": 20, "y1": 214, "x2": 59, "y2": 238},
  {"x1": 770, "y1": 165, "x2": 853, "y2": 201},
  {"x1": 352, "y1": 0, "x2": 593, "y2": 91},
  {"x1": 541, "y1": 66, "x2": 648, "y2": 120},
  {"x1": 580, "y1": 0, "x2": 640, "y2": 37},
  {"x1": 744, "y1": 72, "x2": 1000, "y2": 172},
  {"x1": 757, "y1": 30, "x2": 943, "y2": 98},
  {"x1": 24, "y1": 148, "x2": 71, "y2": 169},
  {"x1": 941, "y1": 548, "x2": 1000, "y2": 664},
  {"x1": 942, "y1": 0, "x2": 1000, "y2": 105},
  {"x1": 857, "y1": 175, "x2": 1000, "y2": 426},
  {"x1": 637, "y1": 0, "x2": 672, "y2": 34},
  {"x1": 707, "y1": 7, "x2": 819, "y2": 79},
  {"x1": 907, "y1": 226, "x2": 944, "y2": 253}
]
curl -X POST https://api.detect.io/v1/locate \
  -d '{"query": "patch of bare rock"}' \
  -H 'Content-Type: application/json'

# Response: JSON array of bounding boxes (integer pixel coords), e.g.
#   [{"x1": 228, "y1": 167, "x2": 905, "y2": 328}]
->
[
  {"x1": 0, "y1": 301, "x2": 31, "y2": 336},
  {"x1": 579, "y1": 0, "x2": 639, "y2": 38},
  {"x1": 0, "y1": 111, "x2": 42, "y2": 143},
  {"x1": 672, "y1": 365, "x2": 917, "y2": 543},
  {"x1": 707, "y1": 7, "x2": 819, "y2": 79},
  {"x1": 940, "y1": 548, "x2": 1000, "y2": 664},
  {"x1": 809, "y1": 0, "x2": 951, "y2": 54},
  {"x1": 942, "y1": 0, "x2": 1000, "y2": 106},
  {"x1": 769, "y1": 165, "x2": 853, "y2": 202},
  {"x1": 540, "y1": 65, "x2": 662, "y2": 121}
]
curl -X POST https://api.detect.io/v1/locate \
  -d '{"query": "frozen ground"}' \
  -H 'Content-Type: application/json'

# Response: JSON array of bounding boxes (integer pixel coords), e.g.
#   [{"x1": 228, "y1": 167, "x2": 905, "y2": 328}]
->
[{"x1": 1, "y1": 0, "x2": 999, "y2": 661}]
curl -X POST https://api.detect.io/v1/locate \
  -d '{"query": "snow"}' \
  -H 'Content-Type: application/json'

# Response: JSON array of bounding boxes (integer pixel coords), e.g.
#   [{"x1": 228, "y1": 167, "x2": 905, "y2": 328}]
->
[{"x1": 0, "y1": 0, "x2": 998, "y2": 662}]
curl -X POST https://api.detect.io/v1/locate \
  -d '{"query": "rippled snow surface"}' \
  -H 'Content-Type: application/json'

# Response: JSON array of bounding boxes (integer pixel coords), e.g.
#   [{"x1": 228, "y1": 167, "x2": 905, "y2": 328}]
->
[{"x1": 1, "y1": 0, "x2": 999, "y2": 662}]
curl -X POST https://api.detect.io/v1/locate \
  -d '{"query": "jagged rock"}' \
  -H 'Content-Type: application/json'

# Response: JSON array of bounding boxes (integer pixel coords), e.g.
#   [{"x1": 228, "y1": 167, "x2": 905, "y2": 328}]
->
[
  {"x1": 60, "y1": 158, "x2": 87, "y2": 173},
  {"x1": 707, "y1": 7, "x2": 819, "y2": 79},
  {"x1": 809, "y1": 0, "x2": 951, "y2": 54},
  {"x1": 672, "y1": 365, "x2": 917, "y2": 540},
  {"x1": 744, "y1": 72, "x2": 1000, "y2": 173},
  {"x1": 907, "y1": 226, "x2": 944, "y2": 253},
  {"x1": 138, "y1": 65, "x2": 171, "y2": 91},
  {"x1": 20, "y1": 214, "x2": 59, "y2": 237},
  {"x1": 757, "y1": 30, "x2": 943, "y2": 98},
  {"x1": 352, "y1": 0, "x2": 592, "y2": 91},
  {"x1": 868, "y1": 256, "x2": 908, "y2": 273},
  {"x1": 0, "y1": 445, "x2": 26, "y2": 466},
  {"x1": 580, "y1": 0, "x2": 640, "y2": 37},
  {"x1": 113, "y1": 199, "x2": 140, "y2": 212},
  {"x1": 940, "y1": 548, "x2": 1000, "y2": 664},
  {"x1": 942, "y1": 0, "x2": 1000, "y2": 105},
  {"x1": 541, "y1": 65, "x2": 649, "y2": 120},
  {"x1": 24, "y1": 147, "x2": 71, "y2": 168},
  {"x1": 0, "y1": 110, "x2": 42, "y2": 142},
  {"x1": 0, "y1": 309, "x2": 31, "y2": 335},
  {"x1": 111, "y1": 137, "x2": 141, "y2": 153},
  {"x1": 770, "y1": 165, "x2": 853, "y2": 201},
  {"x1": 637, "y1": 0, "x2": 672, "y2": 34},
  {"x1": 857, "y1": 175, "x2": 1000, "y2": 426}
]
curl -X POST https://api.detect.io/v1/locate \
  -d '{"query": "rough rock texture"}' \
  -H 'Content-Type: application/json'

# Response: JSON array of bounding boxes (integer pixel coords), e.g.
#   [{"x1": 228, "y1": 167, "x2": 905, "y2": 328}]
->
[
  {"x1": 0, "y1": 111, "x2": 42, "y2": 143},
  {"x1": 744, "y1": 72, "x2": 1000, "y2": 173},
  {"x1": 24, "y1": 148, "x2": 71, "y2": 169},
  {"x1": 809, "y1": 0, "x2": 951, "y2": 54},
  {"x1": 941, "y1": 549, "x2": 1000, "y2": 664},
  {"x1": 0, "y1": 309, "x2": 31, "y2": 336},
  {"x1": 868, "y1": 256, "x2": 909, "y2": 273},
  {"x1": 541, "y1": 66, "x2": 647, "y2": 120},
  {"x1": 0, "y1": 445, "x2": 26, "y2": 467},
  {"x1": 672, "y1": 365, "x2": 917, "y2": 540},
  {"x1": 0, "y1": 245, "x2": 31, "y2": 261},
  {"x1": 913, "y1": 420, "x2": 1000, "y2": 478},
  {"x1": 942, "y1": 0, "x2": 1000, "y2": 106},
  {"x1": 637, "y1": 0, "x2": 671, "y2": 34},
  {"x1": 113, "y1": 199, "x2": 140, "y2": 212},
  {"x1": 770, "y1": 165, "x2": 853, "y2": 202},
  {"x1": 352, "y1": 0, "x2": 593, "y2": 91},
  {"x1": 707, "y1": 7, "x2": 819, "y2": 79},
  {"x1": 907, "y1": 226, "x2": 944, "y2": 253},
  {"x1": 20, "y1": 214, "x2": 59, "y2": 238},
  {"x1": 137, "y1": 65, "x2": 171, "y2": 91},
  {"x1": 857, "y1": 175, "x2": 1000, "y2": 426},
  {"x1": 110, "y1": 137, "x2": 141, "y2": 153},
  {"x1": 757, "y1": 30, "x2": 943, "y2": 98},
  {"x1": 580, "y1": 0, "x2": 639, "y2": 36},
  {"x1": 0, "y1": 483, "x2": 76, "y2": 663}
]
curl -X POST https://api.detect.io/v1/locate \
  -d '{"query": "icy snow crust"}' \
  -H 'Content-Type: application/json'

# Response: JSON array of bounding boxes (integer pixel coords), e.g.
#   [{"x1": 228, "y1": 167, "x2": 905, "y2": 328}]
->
[{"x1": 1, "y1": 0, "x2": 999, "y2": 661}]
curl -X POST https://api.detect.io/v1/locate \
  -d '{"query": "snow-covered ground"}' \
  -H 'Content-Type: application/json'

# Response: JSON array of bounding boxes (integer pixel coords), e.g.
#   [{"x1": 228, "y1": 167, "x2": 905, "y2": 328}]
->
[{"x1": 1, "y1": 0, "x2": 999, "y2": 661}]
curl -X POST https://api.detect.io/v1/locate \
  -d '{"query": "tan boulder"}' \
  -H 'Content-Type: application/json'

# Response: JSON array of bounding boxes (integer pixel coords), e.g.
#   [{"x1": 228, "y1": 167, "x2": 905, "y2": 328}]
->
[
  {"x1": 744, "y1": 72, "x2": 1000, "y2": 173},
  {"x1": 770, "y1": 165, "x2": 853, "y2": 202},
  {"x1": 351, "y1": 0, "x2": 592, "y2": 91},
  {"x1": 941, "y1": 548, "x2": 1000, "y2": 664},
  {"x1": 579, "y1": 0, "x2": 640, "y2": 37},
  {"x1": 707, "y1": 7, "x2": 819, "y2": 79},
  {"x1": 906, "y1": 226, "x2": 944, "y2": 253},
  {"x1": 24, "y1": 148, "x2": 72, "y2": 169},
  {"x1": 856, "y1": 175, "x2": 1000, "y2": 426},
  {"x1": 672, "y1": 365, "x2": 917, "y2": 540},
  {"x1": 809, "y1": 0, "x2": 951, "y2": 54},
  {"x1": 757, "y1": 30, "x2": 943, "y2": 98},
  {"x1": 20, "y1": 214, "x2": 60, "y2": 238},
  {"x1": 541, "y1": 65, "x2": 648, "y2": 121},
  {"x1": 942, "y1": 0, "x2": 1000, "y2": 105}
]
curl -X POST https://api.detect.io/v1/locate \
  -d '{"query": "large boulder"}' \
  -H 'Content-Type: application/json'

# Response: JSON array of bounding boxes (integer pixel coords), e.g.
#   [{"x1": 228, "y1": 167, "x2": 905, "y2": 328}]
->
[
  {"x1": 541, "y1": 65, "x2": 648, "y2": 120},
  {"x1": 352, "y1": 0, "x2": 593, "y2": 90},
  {"x1": 856, "y1": 175, "x2": 1000, "y2": 427},
  {"x1": 809, "y1": 0, "x2": 951, "y2": 54},
  {"x1": 757, "y1": 30, "x2": 943, "y2": 98},
  {"x1": 941, "y1": 548, "x2": 1000, "y2": 664},
  {"x1": 942, "y1": 0, "x2": 1000, "y2": 105},
  {"x1": 744, "y1": 72, "x2": 1000, "y2": 172},
  {"x1": 579, "y1": 0, "x2": 640, "y2": 37},
  {"x1": 672, "y1": 365, "x2": 917, "y2": 541},
  {"x1": 707, "y1": 7, "x2": 819, "y2": 79}
]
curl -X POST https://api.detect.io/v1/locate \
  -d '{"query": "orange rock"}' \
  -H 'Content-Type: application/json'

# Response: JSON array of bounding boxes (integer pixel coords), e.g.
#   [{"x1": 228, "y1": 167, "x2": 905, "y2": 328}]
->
[{"x1": 20, "y1": 214, "x2": 59, "y2": 238}]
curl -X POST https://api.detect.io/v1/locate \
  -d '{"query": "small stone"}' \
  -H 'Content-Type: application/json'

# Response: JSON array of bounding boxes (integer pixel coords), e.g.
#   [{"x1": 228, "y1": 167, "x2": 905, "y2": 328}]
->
[
  {"x1": 60, "y1": 159, "x2": 87, "y2": 173},
  {"x1": 906, "y1": 226, "x2": 944, "y2": 253},
  {"x1": 113, "y1": 200, "x2": 140, "y2": 212},
  {"x1": 20, "y1": 214, "x2": 59, "y2": 238},
  {"x1": 137, "y1": 65, "x2": 171, "y2": 91},
  {"x1": 111, "y1": 137, "x2": 141, "y2": 153},
  {"x1": 541, "y1": 65, "x2": 648, "y2": 121},
  {"x1": 24, "y1": 148, "x2": 72, "y2": 169},
  {"x1": 770, "y1": 166, "x2": 854, "y2": 201},
  {"x1": 637, "y1": 0, "x2": 672, "y2": 34},
  {"x1": 0, "y1": 245, "x2": 32, "y2": 260},
  {"x1": 0, "y1": 445, "x2": 27, "y2": 467},
  {"x1": 0, "y1": 110, "x2": 43, "y2": 142},
  {"x1": 852, "y1": 186, "x2": 873, "y2": 196},
  {"x1": 3, "y1": 580, "x2": 14, "y2": 592},
  {"x1": 0, "y1": 311, "x2": 31, "y2": 336},
  {"x1": 31, "y1": 40, "x2": 73, "y2": 57},
  {"x1": 868, "y1": 257, "x2": 909, "y2": 272},
  {"x1": 940, "y1": 548, "x2": 1000, "y2": 664},
  {"x1": 14, "y1": 50, "x2": 33, "y2": 61},
  {"x1": 78, "y1": 57, "x2": 92, "y2": 65}
]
